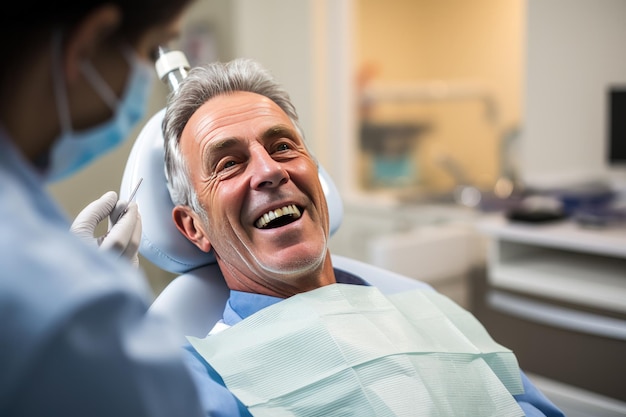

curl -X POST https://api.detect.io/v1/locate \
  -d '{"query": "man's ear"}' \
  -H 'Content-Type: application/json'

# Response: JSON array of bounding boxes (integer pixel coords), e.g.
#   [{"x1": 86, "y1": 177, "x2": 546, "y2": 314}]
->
[
  {"x1": 172, "y1": 206, "x2": 212, "y2": 253},
  {"x1": 62, "y1": 4, "x2": 121, "y2": 81}
]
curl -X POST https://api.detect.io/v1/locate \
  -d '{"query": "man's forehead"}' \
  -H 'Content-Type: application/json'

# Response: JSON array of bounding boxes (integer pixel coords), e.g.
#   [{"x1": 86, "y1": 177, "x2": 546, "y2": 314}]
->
[{"x1": 183, "y1": 94, "x2": 298, "y2": 147}]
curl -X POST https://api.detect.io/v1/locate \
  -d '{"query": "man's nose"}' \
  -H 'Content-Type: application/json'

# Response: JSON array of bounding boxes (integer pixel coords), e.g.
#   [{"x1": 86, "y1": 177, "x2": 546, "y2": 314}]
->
[{"x1": 249, "y1": 149, "x2": 289, "y2": 189}]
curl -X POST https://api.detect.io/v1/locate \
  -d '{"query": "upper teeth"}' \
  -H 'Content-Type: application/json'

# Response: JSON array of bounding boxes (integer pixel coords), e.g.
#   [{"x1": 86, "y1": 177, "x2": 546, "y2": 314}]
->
[{"x1": 255, "y1": 204, "x2": 301, "y2": 228}]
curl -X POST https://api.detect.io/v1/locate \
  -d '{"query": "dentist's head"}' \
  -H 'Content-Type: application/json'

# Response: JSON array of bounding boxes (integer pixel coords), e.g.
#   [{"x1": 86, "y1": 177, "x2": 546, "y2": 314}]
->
[{"x1": 0, "y1": 0, "x2": 195, "y2": 181}]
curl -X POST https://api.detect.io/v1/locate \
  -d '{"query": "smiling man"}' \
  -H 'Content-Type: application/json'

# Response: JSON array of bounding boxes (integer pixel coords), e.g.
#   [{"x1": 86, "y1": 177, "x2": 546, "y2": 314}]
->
[
  {"x1": 161, "y1": 58, "x2": 564, "y2": 417},
  {"x1": 171, "y1": 90, "x2": 333, "y2": 297}
]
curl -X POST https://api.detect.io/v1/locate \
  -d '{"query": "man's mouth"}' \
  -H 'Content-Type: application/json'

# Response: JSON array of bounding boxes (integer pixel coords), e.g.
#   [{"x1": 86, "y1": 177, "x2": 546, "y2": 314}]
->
[{"x1": 255, "y1": 204, "x2": 302, "y2": 229}]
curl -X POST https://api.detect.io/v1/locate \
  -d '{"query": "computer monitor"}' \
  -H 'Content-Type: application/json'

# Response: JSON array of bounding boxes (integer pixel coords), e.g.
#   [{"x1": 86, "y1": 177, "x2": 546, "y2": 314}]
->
[
  {"x1": 608, "y1": 87, "x2": 626, "y2": 164},
  {"x1": 608, "y1": 87, "x2": 626, "y2": 195}
]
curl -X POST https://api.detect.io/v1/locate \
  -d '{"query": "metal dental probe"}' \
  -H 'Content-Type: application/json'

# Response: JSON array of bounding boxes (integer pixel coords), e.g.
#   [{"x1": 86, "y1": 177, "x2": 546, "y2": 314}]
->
[
  {"x1": 101, "y1": 177, "x2": 143, "y2": 240},
  {"x1": 115, "y1": 177, "x2": 143, "y2": 224}
]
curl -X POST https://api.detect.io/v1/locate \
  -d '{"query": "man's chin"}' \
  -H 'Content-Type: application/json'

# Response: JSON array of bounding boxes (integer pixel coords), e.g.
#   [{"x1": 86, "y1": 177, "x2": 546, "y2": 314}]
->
[{"x1": 256, "y1": 248, "x2": 327, "y2": 278}]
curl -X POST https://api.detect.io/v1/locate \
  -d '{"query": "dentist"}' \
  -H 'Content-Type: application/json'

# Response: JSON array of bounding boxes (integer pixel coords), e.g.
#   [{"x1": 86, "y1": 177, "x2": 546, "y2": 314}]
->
[{"x1": 0, "y1": 1, "x2": 207, "y2": 416}]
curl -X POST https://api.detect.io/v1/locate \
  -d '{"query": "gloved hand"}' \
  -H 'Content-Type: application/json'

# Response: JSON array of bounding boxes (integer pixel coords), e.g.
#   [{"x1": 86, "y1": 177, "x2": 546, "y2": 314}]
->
[{"x1": 70, "y1": 191, "x2": 142, "y2": 267}]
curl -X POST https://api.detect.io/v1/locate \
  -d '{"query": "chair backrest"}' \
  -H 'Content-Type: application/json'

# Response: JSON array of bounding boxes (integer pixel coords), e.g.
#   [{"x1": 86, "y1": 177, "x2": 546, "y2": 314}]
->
[
  {"x1": 121, "y1": 108, "x2": 432, "y2": 344},
  {"x1": 149, "y1": 254, "x2": 432, "y2": 344}
]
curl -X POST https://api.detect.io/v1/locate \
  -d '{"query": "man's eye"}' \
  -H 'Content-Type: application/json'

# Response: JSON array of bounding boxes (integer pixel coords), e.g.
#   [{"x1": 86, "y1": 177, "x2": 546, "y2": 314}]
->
[
  {"x1": 215, "y1": 159, "x2": 237, "y2": 173},
  {"x1": 276, "y1": 143, "x2": 291, "y2": 152}
]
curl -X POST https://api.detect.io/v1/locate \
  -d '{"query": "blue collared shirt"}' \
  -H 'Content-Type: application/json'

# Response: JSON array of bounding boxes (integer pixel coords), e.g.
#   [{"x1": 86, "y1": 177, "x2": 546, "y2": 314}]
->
[
  {"x1": 183, "y1": 270, "x2": 564, "y2": 417},
  {"x1": 223, "y1": 269, "x2": 368, "y2": 326}
]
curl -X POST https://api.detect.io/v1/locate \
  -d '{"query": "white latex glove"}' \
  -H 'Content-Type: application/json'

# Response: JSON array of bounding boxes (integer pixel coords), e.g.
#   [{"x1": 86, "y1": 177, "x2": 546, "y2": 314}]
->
[{"x1": 70, "y1": 191, "x2": 142, "y2": 267}]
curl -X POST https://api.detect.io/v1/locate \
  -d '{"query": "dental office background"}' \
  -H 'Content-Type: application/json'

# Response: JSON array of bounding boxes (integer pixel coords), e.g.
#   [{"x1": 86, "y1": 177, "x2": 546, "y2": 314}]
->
[
  {"x1": 49, "y1": 0, "x2": 626, "y2": 298},
  {"x1": 49, "y1": 1, "x2": 626, "y2": 415}
]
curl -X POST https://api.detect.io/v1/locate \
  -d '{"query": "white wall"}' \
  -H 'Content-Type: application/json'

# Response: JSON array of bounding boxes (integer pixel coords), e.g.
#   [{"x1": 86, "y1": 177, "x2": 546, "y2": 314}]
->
[{"x1": 522, "y1": 0, "x2": 626, "y2": 187}]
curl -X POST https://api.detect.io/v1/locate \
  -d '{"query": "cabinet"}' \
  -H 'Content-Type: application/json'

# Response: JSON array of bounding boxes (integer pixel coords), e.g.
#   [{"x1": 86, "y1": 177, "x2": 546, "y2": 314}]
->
[
  {"x1": 479, "y1": 215, "x2": 626, "y2": 316},
  {"x1": 472, "y1": 215, "x2": 626, "y2": 416}
]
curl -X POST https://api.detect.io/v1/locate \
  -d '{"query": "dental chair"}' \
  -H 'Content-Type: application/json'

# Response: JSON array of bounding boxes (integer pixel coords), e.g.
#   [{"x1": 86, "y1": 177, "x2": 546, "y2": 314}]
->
[{"x1": 120, "y1": 107, "x2": 433, "y2": 345}]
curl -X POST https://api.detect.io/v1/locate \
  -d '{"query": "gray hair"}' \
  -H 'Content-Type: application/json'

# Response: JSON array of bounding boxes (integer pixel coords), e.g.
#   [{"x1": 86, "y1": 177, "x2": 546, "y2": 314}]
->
[{"x1": 163, "y1": 58, "x2": 308, "y2": 217}]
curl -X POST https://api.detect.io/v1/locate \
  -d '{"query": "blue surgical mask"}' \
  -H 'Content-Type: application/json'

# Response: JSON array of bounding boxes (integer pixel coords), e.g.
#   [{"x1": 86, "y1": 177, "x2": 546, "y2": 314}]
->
[{"x1": 45, "y1": 33, "x2": 154, "y2": 182}]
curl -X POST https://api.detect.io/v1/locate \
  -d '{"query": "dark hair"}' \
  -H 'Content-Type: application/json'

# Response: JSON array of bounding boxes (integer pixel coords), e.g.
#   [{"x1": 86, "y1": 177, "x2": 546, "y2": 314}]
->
[{"x1": 0, "y1": 0, "x2": 193, "y2": 88}]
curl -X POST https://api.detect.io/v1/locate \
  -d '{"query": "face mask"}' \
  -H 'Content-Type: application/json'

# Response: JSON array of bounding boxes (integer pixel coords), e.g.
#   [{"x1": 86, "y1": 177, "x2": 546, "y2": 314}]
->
[{"x1": 46, "y1": 33, "x2": 154, "y2": 182}]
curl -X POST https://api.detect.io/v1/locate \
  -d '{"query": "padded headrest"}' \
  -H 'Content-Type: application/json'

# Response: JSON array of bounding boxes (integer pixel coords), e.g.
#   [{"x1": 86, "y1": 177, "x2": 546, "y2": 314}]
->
[{"x1": 120, "y1": 108, "x2": 344, "y2": 274}]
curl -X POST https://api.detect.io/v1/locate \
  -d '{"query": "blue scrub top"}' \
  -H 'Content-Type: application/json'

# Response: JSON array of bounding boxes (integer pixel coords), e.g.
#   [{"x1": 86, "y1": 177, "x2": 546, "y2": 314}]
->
[
  {"x1": 0, "y1": 128, "x2": 205, "y2": 417},
  {"x1": 184, "y1": 270, "x2": 565, "y2": 417}
]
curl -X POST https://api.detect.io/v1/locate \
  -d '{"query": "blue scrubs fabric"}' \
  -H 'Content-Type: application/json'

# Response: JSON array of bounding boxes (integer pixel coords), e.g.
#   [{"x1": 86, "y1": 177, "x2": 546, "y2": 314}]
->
[
  {"x1": 0, "y1": 130, "x2": 205, "y2": 417},
  {"x1": 185, "y1": 271, "x2": 565, "y2": 416}
]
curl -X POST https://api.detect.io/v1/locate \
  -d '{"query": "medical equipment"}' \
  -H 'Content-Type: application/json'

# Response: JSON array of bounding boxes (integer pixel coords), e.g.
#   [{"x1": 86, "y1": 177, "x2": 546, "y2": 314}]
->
[
  {"x1": 155, "y1": 46, "x2": 190, "y2": 93},
  {"x1": 116, "y1": 177, "x2": 143, "y2": 223},
  {"x1": 99, "y1": 177, "x2": 142, "y2": 241}
]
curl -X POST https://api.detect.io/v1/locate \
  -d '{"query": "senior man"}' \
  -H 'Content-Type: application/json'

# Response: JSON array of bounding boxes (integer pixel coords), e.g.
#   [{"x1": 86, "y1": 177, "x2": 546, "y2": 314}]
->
[{"x1": 161, "y1": 58, "x2": 564, "y2": 417}]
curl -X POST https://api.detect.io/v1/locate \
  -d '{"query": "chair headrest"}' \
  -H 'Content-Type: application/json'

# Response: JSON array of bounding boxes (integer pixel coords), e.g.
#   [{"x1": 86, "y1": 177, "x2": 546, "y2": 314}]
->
[{"x1": 120, "y1": 108, "x2": 344, "y2": 274}]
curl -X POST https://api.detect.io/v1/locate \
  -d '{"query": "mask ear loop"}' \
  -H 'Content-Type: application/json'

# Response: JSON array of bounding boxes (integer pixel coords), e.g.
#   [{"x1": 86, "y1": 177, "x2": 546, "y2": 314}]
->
[
  {"x1": 80, "y1": 59, "x2": 120, "y2": 112},
  {"x1": 120, "y1": 44, "x2": 140, "y2": 66},
  {"x1": 51, "y1": 31, "x2": 73, "y2": 134}
]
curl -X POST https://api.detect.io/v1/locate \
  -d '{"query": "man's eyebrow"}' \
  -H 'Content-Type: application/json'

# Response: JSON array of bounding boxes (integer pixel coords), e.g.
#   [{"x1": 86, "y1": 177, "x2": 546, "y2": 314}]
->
[
  {"x1": 261, "y1": 125, "x2": 298, "y2": 141},
  {"x1": 203, "y1": 137, "x2": 240, "y2": 162},
  {"x1": 208, "y1": 137, "x2": 240, "y2": 151}
]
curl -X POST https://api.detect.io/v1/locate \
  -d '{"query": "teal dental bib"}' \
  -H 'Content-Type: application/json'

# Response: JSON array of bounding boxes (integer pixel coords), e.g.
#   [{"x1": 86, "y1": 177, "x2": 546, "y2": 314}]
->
[{"x1": 188, "y1": 284, "x2": 524, "y2": 417}]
